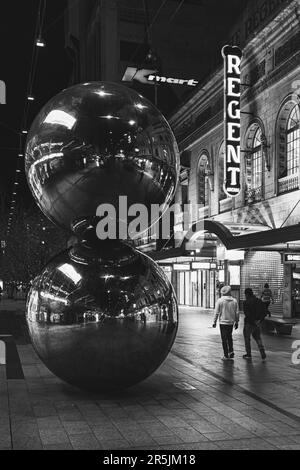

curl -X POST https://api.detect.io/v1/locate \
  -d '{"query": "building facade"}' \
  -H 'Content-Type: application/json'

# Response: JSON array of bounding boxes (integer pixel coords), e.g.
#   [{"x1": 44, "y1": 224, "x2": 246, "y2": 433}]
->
[
  {"x1": 64, "y1": 0, "x2": 300, "y2": 317},
  {"x1": 167, "y1": 0, "x2": 300, "y2": 317}
]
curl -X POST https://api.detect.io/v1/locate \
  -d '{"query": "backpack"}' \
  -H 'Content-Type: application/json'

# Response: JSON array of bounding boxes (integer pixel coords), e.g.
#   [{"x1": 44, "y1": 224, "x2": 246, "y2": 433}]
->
[{"x1": 255, "y1": 298, "x2": 268, "y2": 322}]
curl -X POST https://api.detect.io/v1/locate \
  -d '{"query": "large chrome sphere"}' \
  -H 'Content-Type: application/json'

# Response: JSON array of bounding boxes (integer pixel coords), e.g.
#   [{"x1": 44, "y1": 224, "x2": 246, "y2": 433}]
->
[
  {"x1": 25, "y1": 82, "x2": 179, "y2": 231},
  {"x1": 26, "y1": 241, "x2": 178, "y2": 391}
]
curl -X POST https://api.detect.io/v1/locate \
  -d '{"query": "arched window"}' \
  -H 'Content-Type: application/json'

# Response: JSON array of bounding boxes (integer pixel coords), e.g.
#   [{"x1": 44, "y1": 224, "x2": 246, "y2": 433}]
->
[
  {"x1": 252, "y1": 128, "x2": 263, "y2": 190},
  {"x1": 218, "y1": 142, "x2": 226, "y2": 201},
  {"x1": 286, "y1": 106, "x2": 300, "y2": 177},
  {"x1": 277, "y1": 102, "x2": 300, "y2": 194},
  {"x1": 197, "y1": 153, "x2": 210, "y2": 206},
  {"x1": 245, "y1": 124, "x2": 263, "y2": 203}
]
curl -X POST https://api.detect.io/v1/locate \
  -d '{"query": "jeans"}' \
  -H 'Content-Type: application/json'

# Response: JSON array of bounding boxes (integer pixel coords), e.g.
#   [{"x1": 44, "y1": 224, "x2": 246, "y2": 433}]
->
[
  {"x1": 263, "y1": 301, "x2": 271, "y2": 316},
  {"x1": 243, "y1": 323, "x2": 265, "y2": 357},
  {"x1": 220, "y1": 324, "x2": 234, "y2": 358}
]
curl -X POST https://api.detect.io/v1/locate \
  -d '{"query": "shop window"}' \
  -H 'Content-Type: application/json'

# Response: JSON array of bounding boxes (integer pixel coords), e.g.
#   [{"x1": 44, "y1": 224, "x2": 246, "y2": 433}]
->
[
  {"x1": 197, "y1": 152, "x2": 211, "y2": 207},
  {"x1": 277, "y1": 101, "x2": 300, "y2": 194},
  {"x1": 245, "y1": 123, "x2": 264, "y2": 203}
]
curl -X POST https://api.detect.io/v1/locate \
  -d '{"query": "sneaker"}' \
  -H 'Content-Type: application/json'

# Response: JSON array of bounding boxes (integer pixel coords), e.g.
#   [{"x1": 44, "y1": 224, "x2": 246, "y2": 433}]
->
[
  {"x1": 261, "y1": 351, "x2": 267, "y2": 362},
  {"x1": 222, "y1": 356, "x2": 230, "y2": 361},
  {"x1": 243, "y1": 354, "x2": 252, "y2": 360},
  {"x1": 229, "y1": 351, "x2": 234, "y2": 359}
]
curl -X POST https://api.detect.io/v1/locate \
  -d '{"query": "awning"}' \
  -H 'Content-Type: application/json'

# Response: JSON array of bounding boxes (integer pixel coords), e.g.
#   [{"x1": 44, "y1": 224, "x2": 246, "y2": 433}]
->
[
  {"x1": 183, "y1": 220, "x2": 300, "y2": 250},
  {"x1": 146, "y1": 219, "x2": 300, "y2": 261}
]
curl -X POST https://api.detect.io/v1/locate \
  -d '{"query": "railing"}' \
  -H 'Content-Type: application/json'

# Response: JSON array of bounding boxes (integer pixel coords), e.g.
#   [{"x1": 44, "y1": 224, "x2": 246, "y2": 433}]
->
[
  {"x1": 278, "y1": 174, "x2": 299, "y2": 194},
  {"x1": 245, "y1": 186, "x2": 263, "y2": 204}
]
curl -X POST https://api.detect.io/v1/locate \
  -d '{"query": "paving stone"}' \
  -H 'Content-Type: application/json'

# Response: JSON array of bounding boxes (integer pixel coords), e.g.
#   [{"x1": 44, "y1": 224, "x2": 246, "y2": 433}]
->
[
  {"x1": 216, "y1": 438, "x2": 278, "y2": 450},
  {"x1": 92, "y1": 425, "x2": 124, "y2": 441},
  {"x1": 172, "y1": 427, "x2": 209, "y2": 443},
  {"x1": 33, "y1": 404, "x2": 58, "y2": 418},
  {"x1": 125, "y1": 430, "x2": 157, "y2": 446},
  {"x1": 157, "y1": 416, "x2": 188, "y2": 428},
  {"x1": 13, "y1": 435, "x2": 43, "y2": 450},
  {"x1": 62, "y1": 421, "x2": 92, "y2": 435},
  {"x1": 69, "y1": 433, "x2": 102, "y2": 450},
  {"x1": 39, "y1": 429, "x2": 70, "y2": 445},
  {"x1": 43, "y1": 442, "x2": 73, "y2": 450},
  {"x1": 100, "y1": 439, "x2": 131, "y2": 449},
  {"x1": 187, "y1": 419, "x2": 222, "y2": 433},
  {"x1": 36, "y1": 417, "x2": 62, "y2": 430},
  {"x1": 153, "y1": 434, "x2": 184, "y2": 446},
  {"x1": 203, "y1": 432, "x2": 233, "y2": 441},
  {"x1": 0, "y1": 433, "x2": 11, "y2": 448}
]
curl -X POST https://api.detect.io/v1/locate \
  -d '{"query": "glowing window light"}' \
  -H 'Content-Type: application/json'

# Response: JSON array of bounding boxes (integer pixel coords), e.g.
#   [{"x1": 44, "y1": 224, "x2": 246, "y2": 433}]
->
[
  {"x1": 40, "y1": 292, "x2": 68, "y2": 305},
  {"x1": 44, "y1": 110, "x2": 76, "y2": 130},
  {"x1": 58, "y1": 263, "x2": 82, "y2": 285}
]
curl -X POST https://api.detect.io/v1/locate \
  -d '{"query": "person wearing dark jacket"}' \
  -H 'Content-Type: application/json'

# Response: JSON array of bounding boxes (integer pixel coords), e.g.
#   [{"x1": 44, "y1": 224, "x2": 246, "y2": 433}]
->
[{"x1": 243, "y1": 288, "x2": 266, "y2": 361}]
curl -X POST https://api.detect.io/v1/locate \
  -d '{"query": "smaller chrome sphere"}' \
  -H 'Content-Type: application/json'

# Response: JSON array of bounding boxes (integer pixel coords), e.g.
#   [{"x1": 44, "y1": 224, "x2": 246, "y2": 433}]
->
[{"x1": 26, "y1": 241, "x2": 178, "y2": 391}]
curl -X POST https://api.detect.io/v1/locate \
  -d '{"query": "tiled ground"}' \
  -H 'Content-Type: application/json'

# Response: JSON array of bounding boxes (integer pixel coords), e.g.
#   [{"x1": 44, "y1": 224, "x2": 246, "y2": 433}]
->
[{"x1": 1, "y1": 302, "x2": 300, "y2": 450}]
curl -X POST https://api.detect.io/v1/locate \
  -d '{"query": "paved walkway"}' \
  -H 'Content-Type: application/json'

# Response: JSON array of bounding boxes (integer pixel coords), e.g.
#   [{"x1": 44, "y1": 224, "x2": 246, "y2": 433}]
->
[{"x1": 1, "y1": 302, "x2": 300, "y2": 450}]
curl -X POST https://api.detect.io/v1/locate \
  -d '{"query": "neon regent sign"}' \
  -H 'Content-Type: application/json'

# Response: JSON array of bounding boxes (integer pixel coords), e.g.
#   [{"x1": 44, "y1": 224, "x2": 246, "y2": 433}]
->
[{"x1": 222, "y1": 45, "x2": 243, "y2": 197}]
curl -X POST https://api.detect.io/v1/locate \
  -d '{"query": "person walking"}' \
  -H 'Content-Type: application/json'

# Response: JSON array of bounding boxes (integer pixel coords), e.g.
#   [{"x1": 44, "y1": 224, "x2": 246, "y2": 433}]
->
[
  {"x1": 212, "y1": 285, "x2": 239, "y2": 361},
  {"x1": 243, "y1": 288, "x2": 267, "y2": 361},
  {"x1": 261, "y1": 283, "x2": 274, "y2": 317}
]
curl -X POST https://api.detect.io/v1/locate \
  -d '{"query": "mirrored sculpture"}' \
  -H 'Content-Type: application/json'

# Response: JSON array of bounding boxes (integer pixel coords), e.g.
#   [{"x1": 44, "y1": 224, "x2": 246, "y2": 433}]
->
[
  {"x1": 25, "y1": 81, "x2": 179, "y2": 230},
  {"x1": 27, "y1": 240, "x2": 178, "y2": 391},
  {"x1": 25, "y1": 82, "x2": 179, "y2": 391}
]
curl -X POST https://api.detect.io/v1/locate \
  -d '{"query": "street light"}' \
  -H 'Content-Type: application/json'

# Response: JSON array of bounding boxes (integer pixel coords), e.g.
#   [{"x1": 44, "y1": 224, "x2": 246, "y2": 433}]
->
[{"x1": 36, "y1": 37, "x2": 46, "y2": 48}]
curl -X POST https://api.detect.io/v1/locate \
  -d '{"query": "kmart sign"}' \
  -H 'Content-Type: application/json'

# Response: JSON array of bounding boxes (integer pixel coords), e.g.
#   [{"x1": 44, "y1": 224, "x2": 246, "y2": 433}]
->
[{"x1": 122, "y1": 67, "x2": 199, "y2": 87}]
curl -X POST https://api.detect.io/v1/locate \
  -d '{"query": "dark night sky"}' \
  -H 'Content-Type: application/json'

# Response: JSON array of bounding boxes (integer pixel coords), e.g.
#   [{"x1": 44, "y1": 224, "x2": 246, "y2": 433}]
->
[
  {"x1": 0, "y1": 0, "x2": 249, "y2": 214},
  {"x1": 0, "y1": 0, "x2": 70, "y2": 207}
]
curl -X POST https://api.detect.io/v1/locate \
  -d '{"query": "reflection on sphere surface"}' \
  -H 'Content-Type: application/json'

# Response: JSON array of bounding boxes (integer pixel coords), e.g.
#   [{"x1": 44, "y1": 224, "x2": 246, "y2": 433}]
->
[
  {"x1": 25, "y1": 82, "x2": 179, "y2": 231},
  {"x1": 26, "y1": 241, "x2": 178, "y2": 391}
]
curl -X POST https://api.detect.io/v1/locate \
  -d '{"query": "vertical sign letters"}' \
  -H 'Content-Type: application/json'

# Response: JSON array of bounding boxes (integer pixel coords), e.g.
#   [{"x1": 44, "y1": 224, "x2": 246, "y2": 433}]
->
[{"x1": 222, "y1": 45, "x2": 243, "y2": 197}]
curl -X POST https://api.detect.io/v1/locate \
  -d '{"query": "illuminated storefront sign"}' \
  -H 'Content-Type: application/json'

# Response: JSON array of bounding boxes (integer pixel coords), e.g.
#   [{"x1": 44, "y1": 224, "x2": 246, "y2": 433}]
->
[
  {"x1": 222, "y1": 45, "x2": 243, "y2": 197},
  {"x1": 192, "y1": 262, "x2": 217, "y2": 270},
  {"x1": 284, "y1": 254, "x2": 300, "y2": 263},
  {"x1": 173, "y1": 264, "x2": 190, "y2": 271},
  {"x1": 161, "y1": 265, "x2": 172, "y2": 272},
  {"x1": 122, "y1": 67, "x2": 199, "y2": 87}
]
